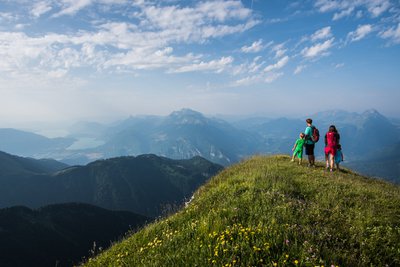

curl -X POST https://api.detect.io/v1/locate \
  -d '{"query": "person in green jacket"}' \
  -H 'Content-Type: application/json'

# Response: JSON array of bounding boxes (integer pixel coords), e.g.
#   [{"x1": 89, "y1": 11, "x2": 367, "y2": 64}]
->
[{"x1": 291, "y1": 132, "x2": 306, "y2": 165}]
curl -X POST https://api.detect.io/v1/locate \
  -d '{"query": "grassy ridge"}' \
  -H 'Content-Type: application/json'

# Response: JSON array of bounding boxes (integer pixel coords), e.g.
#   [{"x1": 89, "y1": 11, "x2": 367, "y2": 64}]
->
[{"x1": 83, "y1": 155, "x2": 400, "y2": 266}]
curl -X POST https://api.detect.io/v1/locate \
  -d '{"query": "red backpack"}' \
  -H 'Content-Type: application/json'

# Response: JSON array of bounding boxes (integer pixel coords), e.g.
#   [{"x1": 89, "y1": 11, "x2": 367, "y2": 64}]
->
[
  {"x1": 307, "y1": 126, "x2": 320, "y2": 143},
  {"x1": 326, "y1": 131, "x2": 337, "y2": 147},
  {"x1": 311, "y1": 126, "x2": 319, "y2": 143}
]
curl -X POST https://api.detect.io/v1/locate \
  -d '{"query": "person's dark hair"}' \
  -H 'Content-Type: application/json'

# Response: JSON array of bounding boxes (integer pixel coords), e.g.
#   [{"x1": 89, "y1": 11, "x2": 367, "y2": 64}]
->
[
  {"x1": 337, "y1": 144, "x2": 342, "y2": 149},
  {"x1": 306, "y1": 118, "x2": 312, "y2": 124},
  {"x1": 329, "y1": 125, "x2": 337, "y2": 132}
]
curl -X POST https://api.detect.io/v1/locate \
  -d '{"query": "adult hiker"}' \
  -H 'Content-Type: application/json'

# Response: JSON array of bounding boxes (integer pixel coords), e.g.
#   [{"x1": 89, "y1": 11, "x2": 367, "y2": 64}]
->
[
  {"x1": 304, "y1": 118, "x2": 319, "y2": 167},
  {"x1": 324, "y1": 125, "x2": 340, "y2": 172}
]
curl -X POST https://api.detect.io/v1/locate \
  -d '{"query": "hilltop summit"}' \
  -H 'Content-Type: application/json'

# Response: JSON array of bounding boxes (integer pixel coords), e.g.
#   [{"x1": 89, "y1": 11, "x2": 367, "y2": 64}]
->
[{"x1": 84, "y1": 155, "x2": 400, "y2": 267}]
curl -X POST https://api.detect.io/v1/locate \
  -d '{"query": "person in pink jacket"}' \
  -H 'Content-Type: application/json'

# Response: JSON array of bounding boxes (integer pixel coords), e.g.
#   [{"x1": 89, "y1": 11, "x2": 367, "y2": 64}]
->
[{"x1": 324, "y1": 125, "x2": 340, "y2": 172}]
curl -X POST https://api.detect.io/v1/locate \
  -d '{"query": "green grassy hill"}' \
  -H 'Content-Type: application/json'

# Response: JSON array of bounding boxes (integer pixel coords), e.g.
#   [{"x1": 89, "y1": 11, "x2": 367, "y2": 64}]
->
[{"x1": 83, "y1": 155, "x2": 400, "y2": 267}]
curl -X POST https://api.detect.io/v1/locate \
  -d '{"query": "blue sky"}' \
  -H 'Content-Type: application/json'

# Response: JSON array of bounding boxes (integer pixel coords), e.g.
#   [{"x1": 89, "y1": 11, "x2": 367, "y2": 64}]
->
[{"x1": 0, "y1": 0, "x2": 399, "y2": 128}]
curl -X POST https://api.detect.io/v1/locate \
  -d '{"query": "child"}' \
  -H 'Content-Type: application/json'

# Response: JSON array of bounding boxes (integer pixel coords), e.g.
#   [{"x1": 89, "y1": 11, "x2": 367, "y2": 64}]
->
[
  {"x1": 335, "y1": 144, "x2": 344, "y2": 170},
  {"x1": 291, "y1": 133, "x2": 306, "y2": 165}
]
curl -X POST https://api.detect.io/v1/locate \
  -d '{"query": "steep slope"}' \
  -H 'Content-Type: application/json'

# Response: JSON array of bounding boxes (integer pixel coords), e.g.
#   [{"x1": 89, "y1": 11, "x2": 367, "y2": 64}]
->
[
  {"x1": 84, "y1": 155, "x2": 400, "y2": 267},
  {"x1": 0, "y1": 203, "x2": 149, "y2": 267},
  {"x1": 0, "y1": 154, "x2": 223, "y2": 217}
]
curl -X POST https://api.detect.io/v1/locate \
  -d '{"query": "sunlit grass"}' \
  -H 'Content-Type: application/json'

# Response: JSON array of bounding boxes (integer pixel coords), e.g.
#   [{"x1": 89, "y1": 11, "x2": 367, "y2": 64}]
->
[{"x1": 83, "y1": 155, "x2": 400, "y2": 266}]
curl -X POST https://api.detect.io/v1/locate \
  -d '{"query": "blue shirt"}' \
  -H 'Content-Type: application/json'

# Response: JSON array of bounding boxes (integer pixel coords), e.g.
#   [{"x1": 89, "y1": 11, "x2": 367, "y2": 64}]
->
[
  {"x1": 335, "y1": 149, "x2": 343, "y2": 163},
  {"x1": 304, "y1": 126, "x2": 314, "y2": 145}
]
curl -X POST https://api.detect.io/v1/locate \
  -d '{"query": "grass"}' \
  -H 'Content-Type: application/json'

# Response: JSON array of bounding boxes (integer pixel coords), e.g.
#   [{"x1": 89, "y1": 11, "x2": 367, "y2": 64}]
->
[{"x1": 82, "y1": 155, "x2": 400, "y2": 266}]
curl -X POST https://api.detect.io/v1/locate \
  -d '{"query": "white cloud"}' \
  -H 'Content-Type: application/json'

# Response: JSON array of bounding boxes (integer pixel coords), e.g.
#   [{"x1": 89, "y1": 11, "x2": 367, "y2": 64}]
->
[
  {"x1": 15, "y1": 24, "x2": 28, "y2": 30},
  {"x1": 265, "y1": 72, "x2": 283, "y2": 83},
  {"x1": 333, "y1": 7, "x2": 354, "y2": 20},
  {"x1": 311, "y1": 26, "x2": 332, "y2": 41},
  {"x1": 248, "y1": 56, "x2": 264, "y2": 73},
  {"x1": 315, "y1": 0, "x2": 342, "y2": 13},
  {"x1": 241, "y1": 39, "x2": 264, "y2": 53},
  {"x1": 31, "y1": 1, "x2": 53, "y2": 18},
  {"x1": 48, "y1": 69, "x2": 68, "y2": 78},
  {"x1": 314, "y1": 0, "x2": 392, "y2": 19},
  {"x1": 54, "y1": 0, "x2": 93, "y2": 17},
  {"x1": 380, "y1": 23, "x2": 400, "y2": 44},
  {"x1": 200, "y1": 20, "x2": 259, "y2": 40},
  {"x1": 232, "y1": 55, "x2": 286, "y2": 86},
  {"x1": 301, "y1": 38, "x2": 334, "y2": 58},
  {"x1": 104, "y1": 46, "x2": 197, "y2": 71},
  {"x1": 0, "y1": 1, "x2": 259, "y2": 78},
  {"x1": 272, "y1": 43, "x2": 287, "y2": 59},
  {"x1": 232, "y1": 56, "x2": 265, "y2": 76},
  {"x1": 264, "y1": 56, "x2": 289, "y2": 72},
  {"x1": 367, "y1": 0, "x2": 391, "y2": 17},
  {"x1": 232, "y1": 75, "x2": 262, "y2": 87},
  {"x1": 347, "y1": 24, "x2": 373, "y2": 42},
  {"x1": 197, "y1": 0, "x2": 252, "y2": 21},
  {"x1": 232, "y1": 71, "x2": 283, "y2": 87},
  {"x1": 171, "y1": 56, "x2": 233, "y2": 73},
  {"x1": 138, "y1": 1, "x2": 257, "y2": 43},
  {"x1": 294, "y1": 65, "x2": 306, "y2": 75},
  {"x1": 0, "y1": 12, "x2": 17, "y2": 22},
  {"x1": 334, "y1": 63, "x2": 345, "y2": 69}
]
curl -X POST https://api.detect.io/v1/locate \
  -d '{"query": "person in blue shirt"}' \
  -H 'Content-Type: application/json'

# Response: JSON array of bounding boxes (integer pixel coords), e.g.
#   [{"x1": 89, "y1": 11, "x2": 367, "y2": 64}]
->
[
  {"x1": 304, "y1": 118, "x2": 316, "y2": 167},
  {"x1": 335, "y1": 144, "x2": 344, "y2": 170}
]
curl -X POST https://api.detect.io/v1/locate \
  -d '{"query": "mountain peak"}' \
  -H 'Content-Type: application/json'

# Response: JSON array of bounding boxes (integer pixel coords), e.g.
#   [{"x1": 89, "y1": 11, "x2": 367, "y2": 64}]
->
[
  {"x1": 168, "y1": 109, "x2": 208, "y2": 125},
  {"x1": 360, "y1": 109, "x2": 391, "y2": 124},
  {"x1": 170, "y1": 108, "x2": 203, "y2": 117},
  {"x1": 362, "y1": 109, "x2": 381, "y2": 117}
]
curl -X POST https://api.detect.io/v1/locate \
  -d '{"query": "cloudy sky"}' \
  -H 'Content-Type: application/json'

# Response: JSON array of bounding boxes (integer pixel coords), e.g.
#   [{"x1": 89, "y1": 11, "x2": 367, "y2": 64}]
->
[{"x1": 1, "y1": 0, "x2": 399, "y2": 128}]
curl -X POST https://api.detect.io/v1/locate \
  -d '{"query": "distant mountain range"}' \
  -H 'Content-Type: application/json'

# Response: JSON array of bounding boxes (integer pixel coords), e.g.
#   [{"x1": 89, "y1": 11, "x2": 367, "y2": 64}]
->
[
  {"x1": 91, "y1": 109, "x2": 265, "y2": 166},
  {"x1": 346, "y1": 141, "x2": 400, "y2": 183},
  {"x1": 0, "y1": 128, "x2": 74, "y2": 158},
  {"x1": 0, "y1": 152, "x2": 223, "y2": 217},
  {"x1": 0, "y1": 203, "x2": 149, "y2": 267},
  {"x1": 0, "y1": 108, "x2": 398, "y2": 181}
]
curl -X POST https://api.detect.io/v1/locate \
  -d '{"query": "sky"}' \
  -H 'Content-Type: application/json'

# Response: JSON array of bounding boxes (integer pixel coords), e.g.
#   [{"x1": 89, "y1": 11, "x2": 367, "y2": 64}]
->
[{"x1": 0, "y1": 0, "x2": 400, "y2": 130}]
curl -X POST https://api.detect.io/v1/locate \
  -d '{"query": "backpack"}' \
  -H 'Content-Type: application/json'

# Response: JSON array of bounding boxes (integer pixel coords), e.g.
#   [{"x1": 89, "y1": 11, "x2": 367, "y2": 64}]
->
[
  {"x1": 310, "y1": 126, "x2": 320, "y2": 143},
  {"x1": 326, "y1": 131, "x2": 337, "y2": 147}
]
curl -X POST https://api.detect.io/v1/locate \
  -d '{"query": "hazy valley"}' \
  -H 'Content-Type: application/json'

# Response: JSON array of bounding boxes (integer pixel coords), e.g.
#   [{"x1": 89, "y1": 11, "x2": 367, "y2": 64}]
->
[{"x1": 1, "y1": 108, "x2": 399, "y2": 182}]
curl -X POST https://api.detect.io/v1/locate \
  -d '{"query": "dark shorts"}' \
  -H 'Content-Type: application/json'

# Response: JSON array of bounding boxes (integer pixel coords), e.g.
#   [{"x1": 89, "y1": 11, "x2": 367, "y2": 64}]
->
[{"x1": 305, "y1": 143, "x2": 315, "y2": 155}]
